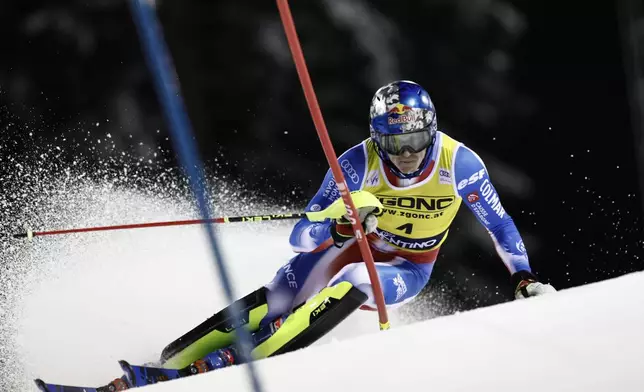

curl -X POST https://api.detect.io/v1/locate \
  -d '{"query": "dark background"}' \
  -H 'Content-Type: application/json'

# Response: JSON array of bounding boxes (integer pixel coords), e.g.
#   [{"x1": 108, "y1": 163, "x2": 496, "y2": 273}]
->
[{"x1": 1, "y1": 0, "x2": 643, "y2": 315}]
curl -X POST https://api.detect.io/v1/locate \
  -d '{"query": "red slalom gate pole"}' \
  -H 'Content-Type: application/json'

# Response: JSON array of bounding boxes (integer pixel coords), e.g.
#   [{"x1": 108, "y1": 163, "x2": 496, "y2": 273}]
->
[{"x1": 276, "y1": 0, "x2": 390, "y2": 330}]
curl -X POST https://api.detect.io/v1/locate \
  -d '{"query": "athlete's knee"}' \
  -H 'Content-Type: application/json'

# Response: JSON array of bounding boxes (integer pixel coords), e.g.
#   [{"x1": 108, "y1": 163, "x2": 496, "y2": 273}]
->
[
  {"x1": 330, "y1": 263, "x2": 369, "y2": 285},
  {"x1": 261, "y1": 287, "x2": 293, "y2": 327},
  {"x1": 328, "y1": 263, "x2": 376, "y2": 305},
  {"x1": 379, "y1": 264, "x2": 429, "y2": 305},
  {"x1": 264, "y1": 247, "x2": 341, "y2": 323},
  {"x1": 332, "y1": 261, "x2": 431, "y2": 307},
  {"x1": 262, "y1": 256, "x2": 300, "y2": 323}
]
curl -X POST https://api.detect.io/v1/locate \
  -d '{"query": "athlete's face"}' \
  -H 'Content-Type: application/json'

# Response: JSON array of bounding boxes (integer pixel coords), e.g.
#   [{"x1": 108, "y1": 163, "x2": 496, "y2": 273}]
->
[{"x1": 388, "y1": 149, "x2": 427, "y2": 174}]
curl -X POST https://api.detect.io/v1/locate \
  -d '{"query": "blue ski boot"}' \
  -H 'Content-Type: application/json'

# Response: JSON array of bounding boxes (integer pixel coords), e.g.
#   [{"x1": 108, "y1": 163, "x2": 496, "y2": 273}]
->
[
  {"x1": 119, "y1": 347, "x2": 241, "y2": 387},
  {"x1": 189, "y1": 346, "x2": 239, "y2": 374}
]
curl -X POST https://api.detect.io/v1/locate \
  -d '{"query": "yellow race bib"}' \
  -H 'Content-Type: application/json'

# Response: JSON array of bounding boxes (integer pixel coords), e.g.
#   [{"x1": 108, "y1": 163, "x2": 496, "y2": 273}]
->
[{"x1": 363, "y1": 132, "x2": 462, "y2": 253}]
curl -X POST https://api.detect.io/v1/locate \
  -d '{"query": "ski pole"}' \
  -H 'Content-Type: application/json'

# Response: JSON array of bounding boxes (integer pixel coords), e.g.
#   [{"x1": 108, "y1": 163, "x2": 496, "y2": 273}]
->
[
  {"x1": 12, "y1": 191, "x2": 383, "y2": 240},
  {"x1": 12, "y1": 213, "x2": 306, "y2": 240}
]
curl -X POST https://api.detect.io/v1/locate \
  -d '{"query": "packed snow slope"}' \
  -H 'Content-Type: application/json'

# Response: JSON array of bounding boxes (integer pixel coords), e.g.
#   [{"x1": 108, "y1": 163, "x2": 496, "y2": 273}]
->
[
  {"x1": 139, "y1": 270, "x2": 644, "y2": 392},
  {"x1": 7, "y1": 180, "x2": 642, "y2": 391},
  {"x1": 10, "y1": 186, "x2": 406, "y2": 390}
]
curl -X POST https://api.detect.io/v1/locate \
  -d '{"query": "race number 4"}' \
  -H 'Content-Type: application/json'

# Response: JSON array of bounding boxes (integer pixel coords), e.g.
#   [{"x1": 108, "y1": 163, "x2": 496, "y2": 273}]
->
[{"x1": 396, "y1": 223, "x2": 413, "y2": 235}]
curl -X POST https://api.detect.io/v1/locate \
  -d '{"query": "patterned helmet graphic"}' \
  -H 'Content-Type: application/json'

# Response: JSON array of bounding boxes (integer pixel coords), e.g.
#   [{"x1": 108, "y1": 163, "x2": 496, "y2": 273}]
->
[
  {"x1": 368, "y1": 80, "x2": 438, "y2": 179},
  {"x1": 369, "y1": 80, "x2": 437, "y2": 135}
]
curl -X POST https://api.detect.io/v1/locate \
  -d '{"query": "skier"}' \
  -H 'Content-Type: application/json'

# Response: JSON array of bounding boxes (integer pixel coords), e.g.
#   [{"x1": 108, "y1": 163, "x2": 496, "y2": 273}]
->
[
  {"x1": 157, "y1": 81, "x2": 557, "y2": 377},
  {"x1": 36, "y1": 80, "x2": 559, "y2": 391},
  {"x1": 154, "y1": 80, "x2": 558, "y2": 376}
]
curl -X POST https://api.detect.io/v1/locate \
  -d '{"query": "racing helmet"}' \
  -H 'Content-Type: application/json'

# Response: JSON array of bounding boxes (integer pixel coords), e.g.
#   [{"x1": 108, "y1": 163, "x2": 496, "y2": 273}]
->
[{"x1": 369, "y1": 80, "x2": 438, "y2": 178}]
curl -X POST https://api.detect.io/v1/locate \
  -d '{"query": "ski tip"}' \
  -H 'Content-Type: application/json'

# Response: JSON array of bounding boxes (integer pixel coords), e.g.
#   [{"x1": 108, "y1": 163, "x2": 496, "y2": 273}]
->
[
  {"x1": 119, "y1": 359, "x2": 131, "y2": 371},
  {"x1": 118, "y1": 360, "x2": 136, "y2": 387},
  {"x1": 33, "y1": 379, "x2": 49, "y2": 392},
  {"x1": 118, "y1": 359, "x2": 132, "y2": 374}
]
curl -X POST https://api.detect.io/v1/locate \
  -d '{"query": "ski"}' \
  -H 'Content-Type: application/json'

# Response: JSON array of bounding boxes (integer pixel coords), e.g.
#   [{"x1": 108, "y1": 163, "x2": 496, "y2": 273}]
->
[
  {"x1": 120, "y1": 360, "x2": 187, "y2": 387},
  {"x1": 34, "y1": 376, "x2": 130, "y2": 392},
  {"x1": 119, "y1": 347, "x2": 238, "y2": 387},
  {"x1": 119, "y1": 359, "x2": 210, "y2": 387},
  {"x1": 32, "y1": 362, "x2": 191, "y2": 391},
  {"x1": 35, "y1": 346, "x2": 239, "y2": 389}
]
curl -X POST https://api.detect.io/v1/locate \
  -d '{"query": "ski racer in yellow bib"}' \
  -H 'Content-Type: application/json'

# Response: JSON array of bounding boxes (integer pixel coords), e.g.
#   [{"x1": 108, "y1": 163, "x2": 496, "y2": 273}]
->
[
  {"x1": 359, "y1": 135, "x2": 460, "y2": 257},
  {"x1": 132, "y1": 81, "x2": 558, "y2": 385}
]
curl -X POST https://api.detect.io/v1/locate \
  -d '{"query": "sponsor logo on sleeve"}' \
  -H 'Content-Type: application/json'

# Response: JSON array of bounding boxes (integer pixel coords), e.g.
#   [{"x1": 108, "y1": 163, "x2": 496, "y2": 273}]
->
[
  {"x1": 322, "y1": 179, "x2": 339, "y2": 201},
  {"x1": 457, "y1": 169, "x2": 485, "y2": 190},
  {"x1": 310, "y1": 204, "x2": 321, "y2": 212},
  {"x1": 457, "y1": 169, "x2": 486, "y2": 190},
  {"x1": 479, "y1": 179, "x2": 506, "y2": 218},
  {"x1": 467, "y1": 191, "x2": 479, "y2": 203},
  {"x1": 516, "y1": 240, "x2": 526, "y2": 253},
  {"x1": 470, "y1": 202, "x2": 490, "y2": 225},
  {"x1": 341, "y1": 160, "x2": 360, "y2": 184}
]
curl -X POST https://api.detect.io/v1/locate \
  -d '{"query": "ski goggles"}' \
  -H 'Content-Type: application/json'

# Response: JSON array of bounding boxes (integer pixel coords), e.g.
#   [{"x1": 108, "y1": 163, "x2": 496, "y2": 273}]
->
[{"x1": 374, "y1": 129, "x2": 434, "y2": 156}]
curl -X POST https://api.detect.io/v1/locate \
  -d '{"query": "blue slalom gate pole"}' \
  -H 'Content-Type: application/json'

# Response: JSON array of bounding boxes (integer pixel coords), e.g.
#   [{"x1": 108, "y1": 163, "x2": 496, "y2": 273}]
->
[{"x1": 127, "y1": 1, "x2": 263, "y2": 391}]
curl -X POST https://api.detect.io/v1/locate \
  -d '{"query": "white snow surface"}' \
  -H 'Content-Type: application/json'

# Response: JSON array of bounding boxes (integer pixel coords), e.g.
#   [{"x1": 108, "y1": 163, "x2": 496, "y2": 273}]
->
[
  {"x1": 10, "y1": 187, "x2": 644, "y2": 391},
  {"x1": 10, "y1": 187, "x2": 399, "y2": 390},
  {"x1": 139, "y1": 270, "x2": 644, "y2": 392}
]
